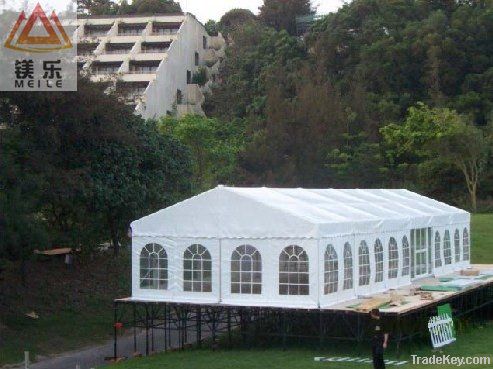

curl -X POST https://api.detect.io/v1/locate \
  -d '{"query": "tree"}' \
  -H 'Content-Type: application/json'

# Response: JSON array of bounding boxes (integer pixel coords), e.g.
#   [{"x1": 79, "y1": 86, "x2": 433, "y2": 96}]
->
[
  {"x1": 205, "y1": 24, "x2": 306, "y2": 120},
  {"x1": 204, "y1": 20, "x2": 219, "y2": 36},
  {"x1": 381, "y1": 103, "x2": 491, "y2": 211},
  {"x1": 158, "y1": 115, "x2": 245, "y2": 193},
  {"x1": 77, "y1": 0, "x2": 118, "y2": 15},
  {"x1": 118, "y1": 0, "x2": 181, "y2": 15},
  {"x1": 217, "y1": 8, "x2": 257, "y2": 37},
  {"x1": 0, "y1": 77, "x2": 191, "y2": 257},
  {"x1": 78, "y1": 0, "x2": 181, "y2": 15},
  {"x1": 259, "y1": 0, "x2": 314, "y2": 35}
]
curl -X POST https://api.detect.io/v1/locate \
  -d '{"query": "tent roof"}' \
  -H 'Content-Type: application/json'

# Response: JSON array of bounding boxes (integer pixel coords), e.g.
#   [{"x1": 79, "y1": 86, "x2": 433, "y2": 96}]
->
[{"x1": 131, "y1": 186, "x2": 469, "y2": 239}]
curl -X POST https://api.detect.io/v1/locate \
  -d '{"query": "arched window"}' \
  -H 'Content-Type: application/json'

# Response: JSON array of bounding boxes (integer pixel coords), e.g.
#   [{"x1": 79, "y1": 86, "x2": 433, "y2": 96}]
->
[
  {"x1": 358, "y1": 241, "x2": 370, "y2": 286},
  {"x1": 463, "y1": 228, "x2": 470, "y2": 261},
  {"x1": 324, "y1": 245, "x2": 338, "y2": 294},
  {"x1": 279, "y1": 245, "x2": 309, "y2": 295},
  {"x1": 434, "y1": 232, "x2": 442, "y2": 268},
  {"x1": 231, "y1": 245, "x2": 262, "y2": 294},
  {"x1": 183, "y1": 244, "x2": 212, "y2": 292},
  {"x1": 444, "y1": 230, "x2": 452, "y2": 265},
  {"x1": 343, "y1": 243, "x2": 353, "y2": 290},
  {"x1": 454, "y1": 229, "x2": 461, "y2": 262},
  {"x1": 402, "y1": 236, "x2": 410, "y2": 276},
  {"x1": 374, "y1": 239, "x2": 384, "y2": 283},
  {"x1": 140, "y1": 243, "x2": 168, "y2": 290},
  {"x1": 388, "y1": 238, "x2": 399, "y2": 279}
]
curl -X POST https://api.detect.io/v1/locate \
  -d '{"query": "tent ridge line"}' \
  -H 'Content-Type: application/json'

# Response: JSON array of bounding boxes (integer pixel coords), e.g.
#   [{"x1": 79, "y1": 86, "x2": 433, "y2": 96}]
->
[{"x1": 131, "y1": 219, "x2": 470, "y2": 240}]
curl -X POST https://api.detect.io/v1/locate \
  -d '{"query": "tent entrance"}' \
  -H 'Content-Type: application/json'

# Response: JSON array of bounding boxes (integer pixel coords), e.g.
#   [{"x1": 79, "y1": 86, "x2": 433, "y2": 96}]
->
[{"x1": 410, "y1": 227, "x2": 432, "y2": 279}]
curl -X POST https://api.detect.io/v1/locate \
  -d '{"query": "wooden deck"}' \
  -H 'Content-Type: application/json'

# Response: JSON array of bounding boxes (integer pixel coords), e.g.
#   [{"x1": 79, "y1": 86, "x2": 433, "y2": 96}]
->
[{"x1": 328, "y1": 264, "x2": 493, "y2": 315}]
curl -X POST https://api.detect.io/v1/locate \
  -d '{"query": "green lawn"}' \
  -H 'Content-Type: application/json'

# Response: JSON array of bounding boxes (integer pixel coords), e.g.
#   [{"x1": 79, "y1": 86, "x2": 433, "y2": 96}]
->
[
  {"x1": 471, "y1": 213, "x2": 493, "y2": 264},
  {"x1": 111, "y1": 322, "x2": 493, "y2": 369},
  {"x1": 0, "y1": 253, "x2": 130, "y2": 365},
  {"x1": 110, "y1": 213, "x2": 493, "y2": 369}
]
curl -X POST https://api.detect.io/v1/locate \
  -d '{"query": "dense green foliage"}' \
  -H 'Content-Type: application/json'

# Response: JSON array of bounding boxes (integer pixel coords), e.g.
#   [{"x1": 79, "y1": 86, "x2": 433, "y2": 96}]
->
[
  {"x1": 77, "y1": 0, "x2": 181, "y2": 15},
  {"x1": 382, "y1": 103, "x2": 491, "y2": 210},
  {"x1": 206, "y1": 0, "x2": 493, "y2": 209},
  {"x1": 259, "y1": 0, "x2": 314, "y2": 35},
  {"x1": 0, "y1": 77, "x2": 191, "y2": 262},
  {"x1": 158, "y1": 116, "x2": 245, "y2": 193},
  {"x1": 217, "y1": 8, "x2": 257, "y2": 37}
]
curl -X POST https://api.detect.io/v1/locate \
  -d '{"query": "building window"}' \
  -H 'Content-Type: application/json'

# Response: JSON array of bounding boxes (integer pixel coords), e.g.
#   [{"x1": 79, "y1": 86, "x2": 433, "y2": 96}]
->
[
  {"x1": 324, "y1": 245, "x2": 338, "y2": 294},
  {"x1": 358, "y1": 241, "x2": 370, "y2": 286},
  {"x1": 454, "y1": 229, "x2": 461, "y2": 262},
  {"x1": 374, "y1": 239, "x2": 383, "y2": 283},
  {"x1": 343, "y1": 242, "x2": 353, "y2": 290},
  {"x1": 183, "y1": 244, "x2": 212, "y2": 292},
  {"x1": 402, "y1": 236, "x2": 410, "y2": 276},
  {"x1": 187, "y1": 70, "x2": 192, "y2": 84},
  {"x1": 388, "y1": 237, "x2": 398, "y2": 279},
  {"x1": 463, "y1": 228, "x2": 470, "y2": 261},
  {"x1": 231, "y1": 245, "x2": 261, "y2": 294},
  {"x1": 194, "y1": 51, "x2": 199, "y2": 66},
  {"x1": 444, "y1": 230, "x2": 452, "y2": 265},
  {"x1": 279, "y1": 245, "x2": 309, "y2": 295},
  {"x1": 203, "y1": 35, "x2": 207, "y2": 49},
  {"x1": 435, "y1": 231, "x2": 442, "y2": 268},
  {"x1": 140, "y1": 243, "x2": 168, "y2": 290}
]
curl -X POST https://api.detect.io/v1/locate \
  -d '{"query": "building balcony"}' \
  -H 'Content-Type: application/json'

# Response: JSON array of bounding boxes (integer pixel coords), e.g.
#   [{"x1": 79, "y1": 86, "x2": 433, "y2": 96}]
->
[
  {"x1": 120, "y1": 73, "x2": 156, "y2": 82},
  {"x1": 95, "y1": 54, "x2": 128, "y2": 62},
  {"x1": 133, "y1": 53, "x2": 167, "y2": 61}
]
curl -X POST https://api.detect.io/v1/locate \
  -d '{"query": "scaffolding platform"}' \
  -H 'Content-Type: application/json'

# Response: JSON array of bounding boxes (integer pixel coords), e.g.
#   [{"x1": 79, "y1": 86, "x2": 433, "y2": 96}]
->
[{"x1": 112, "y1": 265, "x2": 493, "y2": 359}]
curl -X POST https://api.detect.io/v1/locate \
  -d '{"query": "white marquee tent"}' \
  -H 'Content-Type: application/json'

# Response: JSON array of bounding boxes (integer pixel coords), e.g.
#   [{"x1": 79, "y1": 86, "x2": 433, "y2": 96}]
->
[{"x1": 130, "y1": 186, "x2": 470, "y2": 308}]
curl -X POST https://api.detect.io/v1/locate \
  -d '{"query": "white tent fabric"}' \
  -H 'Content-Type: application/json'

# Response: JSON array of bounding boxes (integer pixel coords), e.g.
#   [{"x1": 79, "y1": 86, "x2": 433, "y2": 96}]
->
[{"x1": 130, "y1": 186, "x2": 470, "y2": 308}]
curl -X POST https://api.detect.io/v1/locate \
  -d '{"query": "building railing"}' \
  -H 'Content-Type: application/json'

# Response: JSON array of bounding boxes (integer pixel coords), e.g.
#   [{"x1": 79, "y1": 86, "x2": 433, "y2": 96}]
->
[
  {"x1": 141, "y1": 48, "x2": 168, "y2": 53},
  {"x1": 94, "y1": 68, "x2": 120, "y2": 74},
  {"x1": 105, "y1": 49, "x2": 132, "y2": 54},
  {"x1": 128, "y1": 68, "x2": 158, "y2": 74},
  {"x1": 118, "y1": 29, "x2": 144, "y2": 36},
  {"x1": 85, "y1": 30, "x2": 110, "y2": 37},
  {"x1": 151, "y1": 28, "x2": 178, "y2": 36}
]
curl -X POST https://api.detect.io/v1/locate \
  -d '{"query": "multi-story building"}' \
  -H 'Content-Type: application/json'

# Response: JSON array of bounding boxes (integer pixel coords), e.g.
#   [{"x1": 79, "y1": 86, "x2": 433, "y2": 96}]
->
[{"x1": 75, "y1": 13, "x2": 225, "y2": 119}]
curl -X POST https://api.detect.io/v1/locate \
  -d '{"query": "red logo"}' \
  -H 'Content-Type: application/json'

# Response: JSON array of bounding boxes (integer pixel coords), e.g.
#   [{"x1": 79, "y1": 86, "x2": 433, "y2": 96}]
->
[{"x1": 4, "y1": 3, "x2": 72, "y2": 53}]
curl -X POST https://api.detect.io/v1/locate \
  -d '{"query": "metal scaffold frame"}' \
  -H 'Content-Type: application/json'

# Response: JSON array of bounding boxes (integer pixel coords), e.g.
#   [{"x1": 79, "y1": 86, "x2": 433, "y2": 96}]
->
[{"x1": 113, "y1": 283, "x2": 493, "y2": 359}]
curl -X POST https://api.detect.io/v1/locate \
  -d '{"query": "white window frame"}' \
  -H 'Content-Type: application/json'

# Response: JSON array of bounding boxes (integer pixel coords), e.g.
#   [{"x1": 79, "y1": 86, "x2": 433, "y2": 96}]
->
[
  {"x1": 183, "y1": 244, "x2": 212, "y2": 292},
  {"x1": 373, "y1": 238, "x2": 385, "y2": 287},
  {"x1": 434, "y1": 231, "x2": 442, "y2": 268},
  {"x1": 454, "y1": 229, "x2": 461, "y2": 263},
  {"x1": 324, "y1": 244, "x2": 338, "y2": 294},
  {"x1": 358, "y1": 241, "x2": 371, "y2": 287},
  {"x1": 279, "y1": 245, "x2": 309, "y2": 296},
  {"x1": 139, "y1": 243, "x2": 168, "y2": 290},
  {"x1": 388, "y1": 237, "x2": 399, "y2": 279},
  {"x1": 444, "y1": 230, "x2": 452, "y2": 266},
  {"x1": 402, "y1": 236, "x2": 410, "y2": 277},
  {"x1": 231, "y1": 245, "x2": 262, "y2": 294},
  {"x1": 463, "y1": 228, "x2": 470, "y2": 262},
  {"x1": 343, "y1": 242, "x2": 353, "y2": 290}
]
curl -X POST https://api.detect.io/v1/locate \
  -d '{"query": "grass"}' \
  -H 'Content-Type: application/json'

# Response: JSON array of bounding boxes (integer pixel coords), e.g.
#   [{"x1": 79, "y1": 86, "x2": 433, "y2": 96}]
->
[
  {"x1": 110, "y1": 322, "x2": 493, "y2": 369},
  {"x1": 0, "y1": 252, "x2": 130, "y2": 365},
  {"x1": 471, "y1": 213, "x2": 493, "y2": 264}
]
